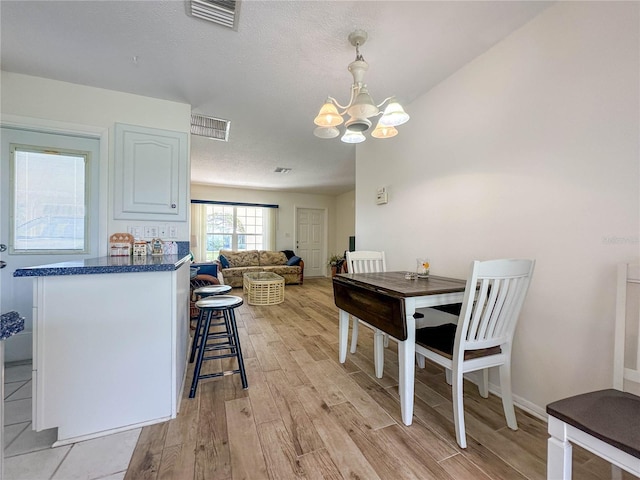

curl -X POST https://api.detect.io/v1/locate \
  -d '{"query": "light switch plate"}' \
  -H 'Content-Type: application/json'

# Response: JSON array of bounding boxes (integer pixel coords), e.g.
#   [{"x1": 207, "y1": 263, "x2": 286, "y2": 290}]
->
[
  {"x1": 130, "y1": 226, "x2": 142, "y2": 239},
  {"x1": 158, "y1": 225, "x2": 168, "y2": 238},
  {"x1": 144, "y1": 226, "x2": 158, "y2": 238},
  {"x1": 169, "y1": 226, "x2": 177, "y2": 238}
]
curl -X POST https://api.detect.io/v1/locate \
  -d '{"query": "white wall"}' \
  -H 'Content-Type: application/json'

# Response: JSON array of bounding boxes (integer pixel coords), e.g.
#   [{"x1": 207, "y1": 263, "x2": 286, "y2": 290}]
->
[
  {"x1": 0, "y1": 72, "x2": 192, "y2": 249},
  {"x1": 190, "y1": 183, "x2": 342, "y2": 274},
  {"x1": 355, "y1": 2, "x2": 639, "y2": 416},
  {"x1": 335, "y1": 190, "x2": 356, "y2": 254}
]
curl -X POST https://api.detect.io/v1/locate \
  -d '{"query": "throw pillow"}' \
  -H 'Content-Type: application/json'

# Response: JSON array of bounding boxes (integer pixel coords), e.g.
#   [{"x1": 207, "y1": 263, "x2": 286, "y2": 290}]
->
[
  {"x1": 281, "y1": 249, "x2": 295, "y2": 260},
  {"x1": 218, "y1": 254, "x2": 230, "y2": 269},
  {"x1": 286, "y1": 255, "x2": 301, "y2": 266},
  {"x1": 192, "y1": 263, "x2": 218, "y2": 277}
]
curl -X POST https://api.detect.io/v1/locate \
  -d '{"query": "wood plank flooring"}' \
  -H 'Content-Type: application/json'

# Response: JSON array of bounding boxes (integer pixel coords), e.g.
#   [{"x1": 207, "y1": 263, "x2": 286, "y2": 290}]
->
[{"x1": 125, "y1": 278, "x2": 636, "y2": 480}]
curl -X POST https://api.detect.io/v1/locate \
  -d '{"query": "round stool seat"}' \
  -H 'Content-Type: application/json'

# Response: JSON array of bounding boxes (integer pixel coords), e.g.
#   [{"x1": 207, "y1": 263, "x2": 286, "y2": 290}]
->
[
  {"x1": 194, "y1": 284, "x2": 232, "y2": 296},
  {"x1": 196, "y1": 295, "x2": 243, "y2": 310}
]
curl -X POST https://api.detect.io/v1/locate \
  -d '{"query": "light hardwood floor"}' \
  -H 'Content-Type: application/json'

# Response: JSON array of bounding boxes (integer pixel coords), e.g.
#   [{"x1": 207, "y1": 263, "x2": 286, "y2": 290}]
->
[{"x1": 125, "y1": 278, "x2": 635, "y2": 480}]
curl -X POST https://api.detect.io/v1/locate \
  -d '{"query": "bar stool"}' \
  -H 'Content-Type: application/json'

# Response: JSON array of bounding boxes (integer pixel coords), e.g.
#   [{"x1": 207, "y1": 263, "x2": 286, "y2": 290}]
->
[
  {"x1": 189, "y1": 295, "x2": 247, "y2": 398},
  {"x1": 189, "y1": 284, "x2": 232, "y2": 363}
]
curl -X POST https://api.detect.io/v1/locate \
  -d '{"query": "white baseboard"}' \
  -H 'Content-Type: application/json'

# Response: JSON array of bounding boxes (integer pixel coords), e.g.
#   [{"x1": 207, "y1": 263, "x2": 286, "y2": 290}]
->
[{"x1": 466, "y1": 371, "x2": 547, "y2": 422}]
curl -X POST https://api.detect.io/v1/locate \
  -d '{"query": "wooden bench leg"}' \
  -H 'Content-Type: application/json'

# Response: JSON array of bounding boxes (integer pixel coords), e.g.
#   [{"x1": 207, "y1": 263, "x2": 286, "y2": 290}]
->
[{"x1": 547, "y1": 417, "x2": 573, "y2": 480}]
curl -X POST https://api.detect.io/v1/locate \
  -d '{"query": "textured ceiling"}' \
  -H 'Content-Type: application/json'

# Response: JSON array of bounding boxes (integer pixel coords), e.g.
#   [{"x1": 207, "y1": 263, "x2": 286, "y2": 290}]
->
[{"x1": 0, "y1": 0, "x2": 552, "y2": 195}]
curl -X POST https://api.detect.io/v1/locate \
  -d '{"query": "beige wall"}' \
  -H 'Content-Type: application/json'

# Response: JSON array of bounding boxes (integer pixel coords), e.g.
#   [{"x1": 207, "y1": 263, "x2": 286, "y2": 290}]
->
[
  {"x1": 354, "y1": 2, "x2": 639, "y2": 417},
  {"x1": 0, "y1": 72, "x2": 192, "y2": 251},
  {"x1": 335, "y1": 190, "x2": 355, "y2": 254}
]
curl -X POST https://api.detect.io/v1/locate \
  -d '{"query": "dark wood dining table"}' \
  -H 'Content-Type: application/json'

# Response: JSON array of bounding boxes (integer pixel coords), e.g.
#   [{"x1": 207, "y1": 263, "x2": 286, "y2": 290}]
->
[{"x1": 333, "y1": 271, "x2": 467, "y2": 425}]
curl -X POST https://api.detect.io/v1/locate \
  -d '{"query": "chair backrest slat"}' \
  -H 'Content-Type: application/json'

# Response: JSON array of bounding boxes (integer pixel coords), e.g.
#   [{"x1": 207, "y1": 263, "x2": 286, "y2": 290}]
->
[
  {"x1": 456, "y1": 259, "x2": 535, "y2": 354},
  {"x1": 346, "y1": 251, "x2": 386, "y2": 274},
  {"x1": 613, "y1": 262, "x2": 640, "y2": 395}
]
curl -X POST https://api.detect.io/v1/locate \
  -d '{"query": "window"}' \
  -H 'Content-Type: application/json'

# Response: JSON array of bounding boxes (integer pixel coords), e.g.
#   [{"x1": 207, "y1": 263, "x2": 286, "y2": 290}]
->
[
  {"x1": 11, "y1": 144, "x2": 89, "y2": 253},
  {"x1": 191, "y1": 201, "x2": 276, "y2": 262}
]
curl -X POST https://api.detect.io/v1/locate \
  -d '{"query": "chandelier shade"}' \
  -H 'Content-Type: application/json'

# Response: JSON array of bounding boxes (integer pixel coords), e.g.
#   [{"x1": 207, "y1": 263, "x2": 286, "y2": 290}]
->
[
  {"x1": 371, "y1": 123, "x2": 398, "y2": 139},
  {"x1": 379, "y1": 98, "x2": 410, "y2": 127},
  {"x1": 313, "y1": 126, "x2": 340, "y2": 139},
  {"x1": 341, "y1": 129, "x2": 366, "y2": 144},
  {"x1": 313, "y1": 30, "x2": 408, "y2": 143},
  {"x1": 347, "y1": 87, "x2": 379, "y2": 119},
  {"x1": 314, "y1": 100, "x2": 344, "y2": 127}
]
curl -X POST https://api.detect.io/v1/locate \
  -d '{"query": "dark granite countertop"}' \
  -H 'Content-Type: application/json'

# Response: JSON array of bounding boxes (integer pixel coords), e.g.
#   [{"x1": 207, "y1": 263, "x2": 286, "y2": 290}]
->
[
  {"x1": 0, "y1": 311, "x2": 25, "y2": 340},
  {"x1": 13, "y1": 254, "x2": 191, "y2": 277}
]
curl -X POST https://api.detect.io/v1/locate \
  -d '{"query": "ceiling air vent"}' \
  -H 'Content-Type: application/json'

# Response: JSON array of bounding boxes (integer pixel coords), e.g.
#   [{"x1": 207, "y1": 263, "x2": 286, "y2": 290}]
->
[
  {"x1": 190, "y1": 0, "x2": 240, "y2": 30},
  {"x1": 191, "y1": 114, "x2": 231, "y2": 142}
]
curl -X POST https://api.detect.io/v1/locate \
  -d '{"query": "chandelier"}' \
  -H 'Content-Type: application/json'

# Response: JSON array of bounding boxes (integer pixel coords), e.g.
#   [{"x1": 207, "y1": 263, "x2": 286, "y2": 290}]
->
[{"x1": 313, "y1": 30, "x2": 410, "y2": 144}]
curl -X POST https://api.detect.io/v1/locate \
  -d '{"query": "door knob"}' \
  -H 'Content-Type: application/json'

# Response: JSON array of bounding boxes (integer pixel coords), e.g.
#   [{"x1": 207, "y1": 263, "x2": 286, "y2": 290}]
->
[
  {"x1": 0, "y1": 244, "x2": 6, "y2": 252},
  {"x1": 0, "y1": 261, "x2": 6, "y2": 269}
]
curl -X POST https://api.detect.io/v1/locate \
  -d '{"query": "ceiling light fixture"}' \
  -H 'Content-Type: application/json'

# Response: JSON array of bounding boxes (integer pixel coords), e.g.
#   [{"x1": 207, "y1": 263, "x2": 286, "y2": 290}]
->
[{"x1": 313, "y1": 30, "x2": 409, "y2": 144}]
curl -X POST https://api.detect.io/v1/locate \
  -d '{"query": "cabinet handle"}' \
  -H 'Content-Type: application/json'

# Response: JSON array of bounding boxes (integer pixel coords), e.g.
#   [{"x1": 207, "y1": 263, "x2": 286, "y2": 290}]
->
[{"x1": 171, "y1": 204, "x2": 177, "y2": 209}]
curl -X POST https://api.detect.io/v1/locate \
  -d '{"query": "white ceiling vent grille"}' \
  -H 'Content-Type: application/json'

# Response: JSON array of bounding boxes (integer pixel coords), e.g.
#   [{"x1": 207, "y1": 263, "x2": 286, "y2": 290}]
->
[
  {"x1": 191, "y1": 114, "x2": 231, "y2": 141},
  {"x1": 190, "y1": 0, "x2": 240, "y2": 30}
]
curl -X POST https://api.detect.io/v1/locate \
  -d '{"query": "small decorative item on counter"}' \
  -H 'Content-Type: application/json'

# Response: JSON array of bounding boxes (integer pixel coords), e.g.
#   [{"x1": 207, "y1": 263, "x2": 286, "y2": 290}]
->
[
  {"x1": 162, "y1": 241, "x2": 178, "y2": 255},
  {"x1": 416, "y1": 258, "x2": 430, "y2": 278},
  {"x1": 109, "y1": 233, "x2": 134, "y2": 257},
  {"x1": 133, "y1": 241, "x2": 148, "y2": 257},
  {"x1": 151, "y1": 238, "x2": 164, "y2": 256}
]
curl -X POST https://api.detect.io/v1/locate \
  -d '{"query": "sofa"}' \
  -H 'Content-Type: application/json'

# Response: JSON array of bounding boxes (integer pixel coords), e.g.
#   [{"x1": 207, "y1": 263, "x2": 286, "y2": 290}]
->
[{"x1": 216, "y1": 250, "x2": 304, "y2": 288}]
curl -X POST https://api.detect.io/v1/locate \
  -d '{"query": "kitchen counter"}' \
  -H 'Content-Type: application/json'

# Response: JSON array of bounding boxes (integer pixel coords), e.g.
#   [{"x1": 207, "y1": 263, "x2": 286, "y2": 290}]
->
[
  {"x1": 14, "y1": 254, "x2": 191, "y2": 445},
  {"x1": 1, "y1": 311, "x2": 25, "y2": 478},
  {"x1": 0, "y1": 311, "x2": 25, "y2": 340},
  {"x1": 13, "y1": 253, "x2": 190, "y2": 277}
]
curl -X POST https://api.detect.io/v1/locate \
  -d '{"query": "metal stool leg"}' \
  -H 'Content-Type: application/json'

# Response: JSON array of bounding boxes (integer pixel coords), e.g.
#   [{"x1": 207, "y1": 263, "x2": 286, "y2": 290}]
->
[
  {"x1": 227, "y1": 308, "x2": 248, "y2": 389},
  {"x1": 189, "y1": 309, "x2": 212, "y2": 398},
  {"x1": 189, "y1": 307, "x2": 206, "y2": 363}
]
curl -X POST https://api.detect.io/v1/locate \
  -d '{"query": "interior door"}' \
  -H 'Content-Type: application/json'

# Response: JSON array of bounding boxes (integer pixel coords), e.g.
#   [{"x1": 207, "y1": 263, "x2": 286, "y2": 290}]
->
[
  {"x1": 0, "y1": 127, "x2": 100, "y2": 362},
  {"x1": 296, "y1": 208, "x2": 325, "y2": 277}
]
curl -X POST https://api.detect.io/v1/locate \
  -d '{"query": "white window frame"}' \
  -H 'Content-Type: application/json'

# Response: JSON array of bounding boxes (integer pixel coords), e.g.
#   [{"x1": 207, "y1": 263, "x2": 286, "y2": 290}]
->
[
  {"x1": 10, "y1": 143, "x2": 91, "y2": 255},
  {"x1": 207, "y1": 205, "x2": 266, "y2": 255},
  {"x1": 190, "y1": 201, "x2": 276, "y2": 262}
]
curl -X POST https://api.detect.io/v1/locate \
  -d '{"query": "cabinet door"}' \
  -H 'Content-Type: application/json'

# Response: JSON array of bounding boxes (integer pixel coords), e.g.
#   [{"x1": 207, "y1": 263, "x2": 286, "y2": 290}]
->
[{"x1": 114, "y1": 123, "x2": 188, "y2": 220}]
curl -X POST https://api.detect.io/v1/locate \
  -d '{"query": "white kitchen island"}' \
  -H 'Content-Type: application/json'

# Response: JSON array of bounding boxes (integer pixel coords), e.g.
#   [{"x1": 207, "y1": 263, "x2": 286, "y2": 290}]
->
[{"x1": 14, "y1": 254, "x2": 191, "y2": 446}]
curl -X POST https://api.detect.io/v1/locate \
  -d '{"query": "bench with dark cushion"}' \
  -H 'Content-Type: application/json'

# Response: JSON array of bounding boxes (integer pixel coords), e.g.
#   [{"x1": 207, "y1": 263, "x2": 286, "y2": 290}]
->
[
  {"x1": 546, "y1": 263, "x2": 640, "y2": 480},
  {"x1": 547, "y1": 389, "x2": 640, "y2": 460}
]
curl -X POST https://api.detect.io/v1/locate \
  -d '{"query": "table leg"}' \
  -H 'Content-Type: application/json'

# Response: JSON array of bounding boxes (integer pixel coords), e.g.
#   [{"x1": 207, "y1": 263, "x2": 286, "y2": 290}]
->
[
  {"x1": 373, "y1": 329, "x2": 385, "y2": 378},
  {"x1": 339, "y1": 309, "x2": 349, "y2": 363},
  {"x1": 398, "y1": 310, "x2": 416, "y2": 426}
]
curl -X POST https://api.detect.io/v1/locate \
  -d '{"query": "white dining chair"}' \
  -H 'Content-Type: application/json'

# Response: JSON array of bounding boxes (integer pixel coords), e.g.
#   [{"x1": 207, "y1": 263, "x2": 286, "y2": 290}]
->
[
  {"x1": 345, "y1": 250, "x2": 389, "y2": 377},
  {"x1": 414, "y1": 258, "x2": 535, "y2": 448},
  {"x1": 546, "y1": 262, "x2": 640, "y2": 480}
]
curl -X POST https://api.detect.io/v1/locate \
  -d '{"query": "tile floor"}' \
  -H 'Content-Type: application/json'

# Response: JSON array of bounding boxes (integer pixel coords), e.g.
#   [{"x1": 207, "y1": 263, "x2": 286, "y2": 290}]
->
[{"x1": 4, "y1": 361, "x2": 139, "y2": 480}]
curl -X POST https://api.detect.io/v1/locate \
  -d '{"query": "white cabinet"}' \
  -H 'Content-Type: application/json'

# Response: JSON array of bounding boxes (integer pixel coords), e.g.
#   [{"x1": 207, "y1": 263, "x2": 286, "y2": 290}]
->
[{"x1": 114, "y1": 123, "x2": 188, "y2": 221}]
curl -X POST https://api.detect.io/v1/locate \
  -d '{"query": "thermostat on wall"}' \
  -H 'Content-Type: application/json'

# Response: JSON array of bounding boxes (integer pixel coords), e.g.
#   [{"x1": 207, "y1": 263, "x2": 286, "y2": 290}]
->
[{"x1": 376, "y1": 187, "x2": 388, "y2": 205}]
